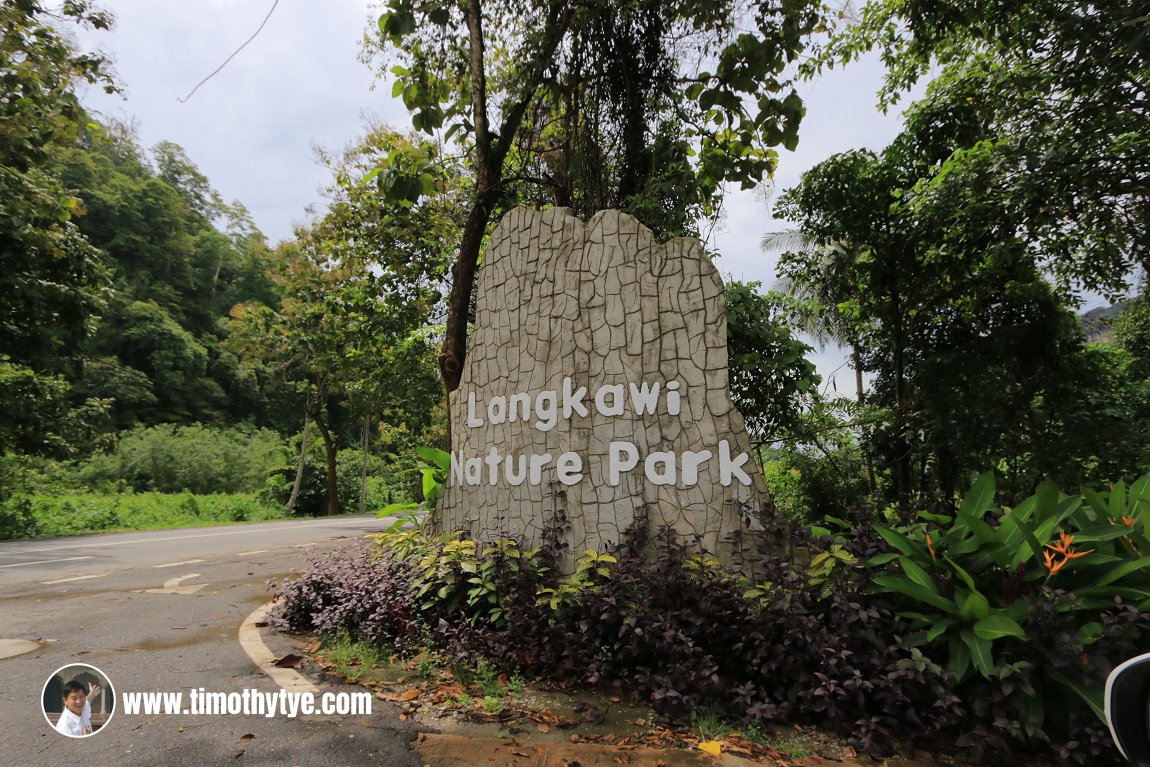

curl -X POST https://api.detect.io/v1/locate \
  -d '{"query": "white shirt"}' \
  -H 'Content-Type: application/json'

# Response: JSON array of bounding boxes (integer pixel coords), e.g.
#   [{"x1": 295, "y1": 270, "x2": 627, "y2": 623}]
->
[{"x1": 55, "y1": 700, "x2": 92, "y2": 737}]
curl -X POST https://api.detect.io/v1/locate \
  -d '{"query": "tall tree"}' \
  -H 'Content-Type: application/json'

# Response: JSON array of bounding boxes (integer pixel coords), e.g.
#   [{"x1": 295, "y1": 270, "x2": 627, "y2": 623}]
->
[
  {"x1": 230, "y1": 128, "x2": 452, "y2": 515},
  {"x1": 776, "y1": 89, "x2": 1149, "y2": 507},
  {"x1": 0, "y1": 0, "x2": 115, "y2": 455},
  {"x1": 820, "y1": 0, "x2": 1149, "y2": 298},
  {"x1": 365, "y1": 0, "x2": 822, "y2": 394}
]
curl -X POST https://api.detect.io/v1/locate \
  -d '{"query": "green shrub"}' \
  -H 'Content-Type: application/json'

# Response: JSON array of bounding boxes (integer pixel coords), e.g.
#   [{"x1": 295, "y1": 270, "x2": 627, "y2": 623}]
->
[
  {"x1": 74, "y1": 423, "x2": 283, "y2": 494},
  {"x1": 866, "y1": 472, "x2": 1150, "y2": 758},
  {"x1": 264, "y1": 443, "x2": 414, "y2": 517},
  {"x1": 274, "y1": 471, "x2": 1150, "y2": 765},
  {"x1": 0, "y1": 495, "x2": 38, "y2": 539},
  {"x1": 762, "y1": 458, "x2": 810, "y2": 522},
  {"x1": 18, "y1": 491, "x2": 283, "y2": 538}
]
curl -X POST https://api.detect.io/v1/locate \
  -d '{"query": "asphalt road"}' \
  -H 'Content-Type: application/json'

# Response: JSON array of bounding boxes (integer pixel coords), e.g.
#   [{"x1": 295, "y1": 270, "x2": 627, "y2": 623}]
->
[{"x1": 0, "y1": 515, "x2": 423, "y2": 767}]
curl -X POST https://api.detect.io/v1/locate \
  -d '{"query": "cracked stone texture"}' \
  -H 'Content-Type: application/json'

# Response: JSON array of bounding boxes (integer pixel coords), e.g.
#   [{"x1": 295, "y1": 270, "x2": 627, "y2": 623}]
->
[{"x1": 436, "y1": 208, "x2": 769, "y2": 570}]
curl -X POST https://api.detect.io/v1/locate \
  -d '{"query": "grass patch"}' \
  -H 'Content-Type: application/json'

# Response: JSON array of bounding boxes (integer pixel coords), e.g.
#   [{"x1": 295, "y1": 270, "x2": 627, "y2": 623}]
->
[
  {"x1": 6, "y1": 491, "x2": 287, "y2": 539},
  {"x1": 691, "y1": 713, "x2": 733, "y2": 742},
  {"x1": 318, "y1": 633, "x2": 391, "y2": 682},
  {"x1": 452, "y1": 657, "x2": 524, "y2": 702},
  {"x1": 769, "y1": 734, "x2": 812, "y2": 759}
]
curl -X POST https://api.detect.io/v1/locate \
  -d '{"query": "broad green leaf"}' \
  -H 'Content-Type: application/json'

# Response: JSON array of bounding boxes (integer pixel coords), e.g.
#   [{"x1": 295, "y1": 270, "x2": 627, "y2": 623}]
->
[
  {"x1": 378, "y1": 501, "x2": 419, "y2": 518},
  {"x1": 899, "y1": 556, "x2": 940, "y2": 593},
  {"x1": 1092, "y1": 557, "x2": 1150, "y2": 587},
  {"x1": 1082, "y1": 486, "x2": 1110, "y2": 519},
  {"x1": 959, "y1": 472, "x2": 996, "y2": 520},
  {"x1": 416, "y1": 446, "x2": 451, "y2": 471},
  {"x1": 959, "y1": 590, "x2": 990, "y2": 621},
  {"x1": 947, "y1": 635, "x2": 971, "y2": 680},
  {"x1": 872, "y1": 574, "x2": 959, "y2": 615},
  {"x1": 1078, "y1": 621, "x2": 1104, "y2": 644},
  {"x1": 1032, "y1": 480, "x2": 1061, "y2": 524},
  {"x1": 874, "y1": 525, "x2": 928, "y2": 559},
  {"x1": 944, "y1": 555, "x2": 979, "y2": 592},
  {"x1": 973, "y1": 614, "x2": 1027, "y2": 640},
  {"x1": 927, "y1": 618, "x2": 955, "y2": 642},
  {"x1": 1024, "y1": 694, "x2": 1045, "y2": 738},
  {"x1": 946, "y1": 536, "x2": 982, "y2": 557},
  {"x1": 961, "y1": 627, "x2": 994, "y2": 678},
  {"x1": 1000, "y1": 512, "x2": 1045, "y2": 566},
  {"x1": 956, "y1": 509, "x2": 1000, "y2": 546},
  {"x1": 1111, "y1": 481, "x2": 1128, "y2": 519},
  {"x1": 1072, "y1": 524, "x2": 1142, "y2": 544},
  {"x1": 868, "y1": 552, "x2": 901, "y2": 566}
]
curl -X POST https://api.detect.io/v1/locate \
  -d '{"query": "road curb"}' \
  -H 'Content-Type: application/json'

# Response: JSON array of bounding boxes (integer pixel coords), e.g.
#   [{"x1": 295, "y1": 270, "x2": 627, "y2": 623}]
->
[{"x1": 238, "y1": 601, "x2": 319, "y2": 694}]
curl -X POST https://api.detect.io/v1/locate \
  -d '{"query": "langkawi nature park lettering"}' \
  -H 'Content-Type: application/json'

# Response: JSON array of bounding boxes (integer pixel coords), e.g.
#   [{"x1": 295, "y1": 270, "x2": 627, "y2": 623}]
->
[{"x1": 449, "y1": 376, "x2": 752, "y2": 489}]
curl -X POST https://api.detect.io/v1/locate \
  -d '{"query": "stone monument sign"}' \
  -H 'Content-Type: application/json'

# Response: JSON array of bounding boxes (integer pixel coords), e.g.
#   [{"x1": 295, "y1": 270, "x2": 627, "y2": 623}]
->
[{"x1": 435, "y1": 207, "x2": 770, "y2": 568}]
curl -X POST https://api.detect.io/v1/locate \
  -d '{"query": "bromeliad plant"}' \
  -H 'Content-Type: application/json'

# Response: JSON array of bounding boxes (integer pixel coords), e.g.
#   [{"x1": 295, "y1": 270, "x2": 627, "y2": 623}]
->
[{"x1": 868, "y1": 471, "x2": 1150, "y2": 728}]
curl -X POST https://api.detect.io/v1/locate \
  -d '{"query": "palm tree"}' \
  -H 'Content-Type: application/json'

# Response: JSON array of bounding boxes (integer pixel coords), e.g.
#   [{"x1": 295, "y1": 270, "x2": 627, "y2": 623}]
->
[{"x1": 761, "y1": 229, "x2": 876, "y2": 493}]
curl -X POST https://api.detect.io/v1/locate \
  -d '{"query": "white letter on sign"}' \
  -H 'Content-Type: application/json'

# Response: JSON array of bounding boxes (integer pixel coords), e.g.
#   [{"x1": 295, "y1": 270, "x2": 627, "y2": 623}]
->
[
  {"x1": 608, "y1": 441, "x2": 639, "y2": 485},
  {"x1": 466, "y1": 392, "x2": 484, "y2": 428},
  {"x1": 556, "y1": 452, "x2": 583, "y2": 485},
  {"x1": 644, "y1": 451, "x2": 676, "y2": 486},
  {"x1": 719, "y1": 440, "x2": 752, "y2": 487}
]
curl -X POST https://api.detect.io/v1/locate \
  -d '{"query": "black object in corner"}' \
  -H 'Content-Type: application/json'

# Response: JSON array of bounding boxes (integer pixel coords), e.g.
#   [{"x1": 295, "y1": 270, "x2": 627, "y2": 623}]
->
[{"x1": 1107, "y1": 652, "x2": 1150, "y2": 766}]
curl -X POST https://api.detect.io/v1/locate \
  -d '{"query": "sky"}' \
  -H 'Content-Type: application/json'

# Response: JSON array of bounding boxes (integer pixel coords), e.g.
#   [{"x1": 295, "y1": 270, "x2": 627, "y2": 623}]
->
[{"x1": 70, "y1": 0, "x2": 915, "y2": 396}]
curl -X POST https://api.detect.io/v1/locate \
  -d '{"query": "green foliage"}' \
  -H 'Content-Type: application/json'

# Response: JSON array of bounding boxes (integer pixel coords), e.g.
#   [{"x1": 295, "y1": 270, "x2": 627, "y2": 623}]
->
[
  {"x1": 0, "y1": 2, "x2": 115, "y2": 457},
  {"x1": 75, "y1": 423, "x2": 282, "y2": 494},
  {"x1": 725, "y1": 282, "x2": 820, "y2": 443},
  {"x1": 537, "y1": 549, "x2": 618, "y2": 612},
  {"x1": 776, "y1": 129, "x2": 1150, "y2": 508},
  {"x1": 868, "y1": 471, "x2": 1150, "y2": 729},
  {"x1": 280, "y1": 492, "x2": 1150, "y2": 764},
  {"x1": 376, "y1": 446, "x2": 451, "y2": 523},
  {"x1": 263, "y1": 443, "x2": 413, "y2": 517},
  {"x1": 369, "y1": 0, "x2": 821, "y2": 228},
  {"x1": 406, "y1": 536, "x2": 550, "y2": 627},
  {"x1": 318, "y1": 632, "x2": 390, "y2": 682},
  {"x1": 819, "y1": 0, "x2": 1148, "y2": 297},
  {"x1": 761, "y1": 459, "x2": 810, "y2": 523},
  {"x1": 0, "y1": 491, "x2": 282, "y2": 540},
  {"x1": 366, "y1": 0, "x2": 826, "y2": 394}
]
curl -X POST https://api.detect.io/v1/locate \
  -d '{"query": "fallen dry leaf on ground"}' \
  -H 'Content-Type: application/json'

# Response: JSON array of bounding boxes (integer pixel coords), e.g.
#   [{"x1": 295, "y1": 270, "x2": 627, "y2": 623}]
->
[
  {"x1": 698, "y1": 740, "x2": 723, "y2": 756},
  {"x1": 273, "y1": 654, "x2": 303, "y2": 669},
  {"x1": 237, "y1": 733, "x2": 255, "y2": 743}
]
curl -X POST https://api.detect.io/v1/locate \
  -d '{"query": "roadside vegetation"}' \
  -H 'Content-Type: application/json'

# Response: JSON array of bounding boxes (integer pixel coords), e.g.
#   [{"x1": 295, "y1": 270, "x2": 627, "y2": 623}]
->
[{"x1": 272, "y1": 470, "x2": 1150, "y2": 765}]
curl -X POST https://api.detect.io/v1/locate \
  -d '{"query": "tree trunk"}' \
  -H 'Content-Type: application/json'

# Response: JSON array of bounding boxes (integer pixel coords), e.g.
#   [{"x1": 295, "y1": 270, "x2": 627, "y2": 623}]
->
[
  {"x1": 284, "y1": 404, "x2": 312, "y2": 515},
  {"x1": 853, "y1": 346, "x2": 877, "y2": 495},
  {"x1": 309, "y1": 396, "x2": 340, "y2": 517},
  {"x1": 891, "y1": 293, "x2": 911, "y2": 519},
  {"x1": 437, "y1": 0, "x2": 572, "y2": 399},
  {"x1": 359, "y1": 416, "x2": 369, "y2": 516}
]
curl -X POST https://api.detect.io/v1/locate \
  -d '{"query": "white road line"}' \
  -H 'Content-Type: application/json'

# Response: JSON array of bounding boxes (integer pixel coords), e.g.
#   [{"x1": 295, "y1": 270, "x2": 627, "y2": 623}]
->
[
  {"x1": 137, "y1": 573, "x2": 205, "y2": 594},
  {"x1": 41, "y1": 573, "x2": 107, "y2": 584},
  {"x1": 1, "y1": 517, "x2": 376, "y2": 556},
  {"x1": 236, "y1": 550, "x2": 268, "y2": 556},
  {"x1": 239, "y1": 602, "x2": 318, "y2": 694},
  {"x1": 0, "y1": 556, "x2": 94, "y2": 569},
  {"x1": 163, "y1": 574, "x2": 201, "y2": 588},
  {"x1": 153, "y1": 559, "x2": 205, "y2": 568}
]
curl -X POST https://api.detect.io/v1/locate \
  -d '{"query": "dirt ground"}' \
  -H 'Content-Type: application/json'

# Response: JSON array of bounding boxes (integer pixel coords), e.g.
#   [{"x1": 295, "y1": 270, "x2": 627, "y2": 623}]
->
[{"x1": 278, "y1": 633, "x2": 960, "y2": 767}]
